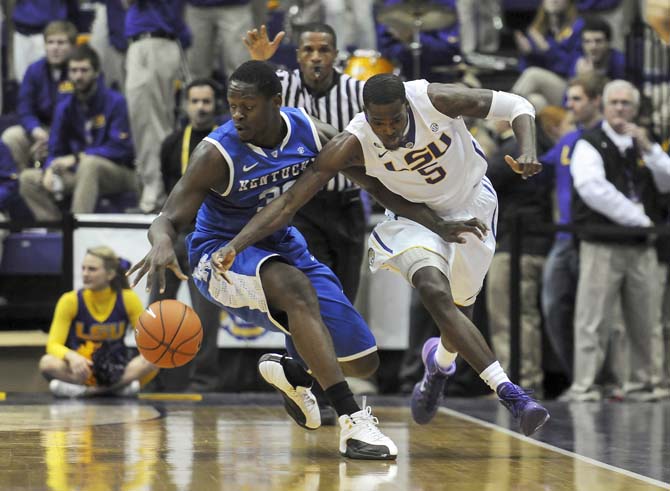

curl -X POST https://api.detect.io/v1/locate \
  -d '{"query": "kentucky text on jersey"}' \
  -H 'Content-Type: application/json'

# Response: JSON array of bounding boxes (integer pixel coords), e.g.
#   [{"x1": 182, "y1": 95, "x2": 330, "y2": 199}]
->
[
  {"x1": 238, "y1": 159, "x2": 313, "y2": 191},
  {"x1": 196, "y1": 107, "x2": 322, "y2": 241}
]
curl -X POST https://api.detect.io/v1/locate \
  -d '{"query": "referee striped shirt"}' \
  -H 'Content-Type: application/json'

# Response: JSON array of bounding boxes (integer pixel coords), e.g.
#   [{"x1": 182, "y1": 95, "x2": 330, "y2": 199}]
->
[{"x1": 277, "y1": 68, "x2": 365, "y2": 192}]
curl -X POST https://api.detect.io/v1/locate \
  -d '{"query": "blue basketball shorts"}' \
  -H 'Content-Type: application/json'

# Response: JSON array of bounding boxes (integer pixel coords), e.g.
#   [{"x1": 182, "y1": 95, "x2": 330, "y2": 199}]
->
[{"x1": 186, "y1": 226, "x2": 377, "y2": 363}]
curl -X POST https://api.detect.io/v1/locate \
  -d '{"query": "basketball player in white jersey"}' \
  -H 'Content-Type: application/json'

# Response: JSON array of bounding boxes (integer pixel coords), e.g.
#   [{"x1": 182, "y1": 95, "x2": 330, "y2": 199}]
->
[{"x1": 212, "y1": 73, "x2": 550, "y2": 436}]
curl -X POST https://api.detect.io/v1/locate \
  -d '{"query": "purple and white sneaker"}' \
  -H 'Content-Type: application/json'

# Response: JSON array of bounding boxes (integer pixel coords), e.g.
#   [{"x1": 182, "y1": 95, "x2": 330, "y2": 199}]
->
[
  {"x1": 410, "y1": 337, "x2": 456, "y2": 424},
  {"x1": 497, "y1": 382, "x2": 550, "y2": 436}
]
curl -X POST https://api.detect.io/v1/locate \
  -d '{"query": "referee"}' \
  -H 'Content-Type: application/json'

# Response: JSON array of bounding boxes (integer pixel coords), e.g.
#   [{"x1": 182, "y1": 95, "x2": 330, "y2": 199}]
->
[{"x1": 244, "y1": 23, "x2": 366, "y2": 304}]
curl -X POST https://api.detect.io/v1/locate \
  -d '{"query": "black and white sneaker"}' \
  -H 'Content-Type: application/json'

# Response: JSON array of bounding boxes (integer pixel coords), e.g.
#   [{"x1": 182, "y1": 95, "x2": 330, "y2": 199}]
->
[
  {"x1": 338, "y1": 406, "x2": 398, "y2": 460},
  {"x1": 258, "y1": 353, "x2": 321, "y2": 430}
]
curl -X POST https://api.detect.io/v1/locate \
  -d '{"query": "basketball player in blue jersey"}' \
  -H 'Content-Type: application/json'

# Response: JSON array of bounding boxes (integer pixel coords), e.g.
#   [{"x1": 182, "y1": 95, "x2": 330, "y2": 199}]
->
[
  {"x1": 212, "y1": 73, "x2": 552, "y2": 437},
  {"x1": 126, "y1": 61, "x2": 449, "y2": 460}
]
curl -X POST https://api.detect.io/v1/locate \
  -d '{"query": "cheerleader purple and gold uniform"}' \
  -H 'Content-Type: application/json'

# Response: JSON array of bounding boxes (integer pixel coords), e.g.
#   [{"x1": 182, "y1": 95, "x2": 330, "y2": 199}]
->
[
  {"x1": 47, "y1": 286, "x2": 143, "y2": 386},
  {"x1": 41, "y1": 246, "x2": 158, "y2": 397}
]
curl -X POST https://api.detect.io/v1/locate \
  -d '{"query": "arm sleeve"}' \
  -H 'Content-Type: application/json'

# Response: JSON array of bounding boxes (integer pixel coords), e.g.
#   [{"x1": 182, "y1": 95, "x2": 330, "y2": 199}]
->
[
  {"x1": 122, "y1": 289, "x2": 145, "y2": 329},
  {"x1": 485, "y1": 91, "x2": 536, "y2": 122},
  {"x1": 46, "y1": 292, "x2": 78, "y2": 359},
  {"x1": 571, "y1": 140, "x2": 652, "y2": 226}
]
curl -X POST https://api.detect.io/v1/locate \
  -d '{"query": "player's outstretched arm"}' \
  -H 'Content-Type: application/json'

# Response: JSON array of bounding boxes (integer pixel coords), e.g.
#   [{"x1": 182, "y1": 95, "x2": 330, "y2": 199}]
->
[
  {"x1": 427, "y1": 83, "x2": 542, "y2": 179},
  {"x1": 128, "y1": 142, "x2": 228, "y2": 292},
  {"x1": 342, "y1": 164, "x2": 488, "y2": 244},
  {"x1": 213, "y1": 131, "x2": 362, "y2": 279}
]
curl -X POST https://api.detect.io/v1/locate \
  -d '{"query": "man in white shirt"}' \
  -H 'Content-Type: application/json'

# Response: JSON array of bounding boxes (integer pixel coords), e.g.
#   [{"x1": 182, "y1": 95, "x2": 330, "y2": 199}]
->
[{"x1": 568, "y1": 79, "x2": 670, "y2": 401}]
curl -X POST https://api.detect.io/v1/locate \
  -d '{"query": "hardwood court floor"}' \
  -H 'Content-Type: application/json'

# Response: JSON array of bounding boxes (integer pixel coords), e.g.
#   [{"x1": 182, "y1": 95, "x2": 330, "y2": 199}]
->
[{"x1": 0, "y1": 394, "x2": 668, "y2": 491}]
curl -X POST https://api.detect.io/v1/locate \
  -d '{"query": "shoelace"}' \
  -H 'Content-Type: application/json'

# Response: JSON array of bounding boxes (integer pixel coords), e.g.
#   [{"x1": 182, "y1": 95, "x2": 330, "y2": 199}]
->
[
  {"x1": 351, "y1": 406, "x2": 386, "y2": 443},
  {"x1": 293, "y1": 386, "x2": 317, "y2": 411},
  {"x1": 500, "y1": 385, "x2": 536, "y2": 416},
  {"x1": 502, "y1": 385, "x2": 535, "y2": 401},
  {"x1": 419, "y1": 368, "x2": 445, "y2": 407}
]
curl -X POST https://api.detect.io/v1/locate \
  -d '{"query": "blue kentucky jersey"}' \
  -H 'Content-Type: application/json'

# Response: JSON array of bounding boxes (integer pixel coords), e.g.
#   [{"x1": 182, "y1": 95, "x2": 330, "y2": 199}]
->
[{"x1": 196, "y1": 107, "x2": 322, "y2": 242}]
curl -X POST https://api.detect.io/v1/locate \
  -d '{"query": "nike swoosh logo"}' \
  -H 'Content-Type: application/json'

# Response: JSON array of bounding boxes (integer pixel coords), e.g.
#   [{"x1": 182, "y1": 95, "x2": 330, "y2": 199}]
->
[
  {"x1": 378, "y1": 151, "x2": 389, "y2": 158},
  {"x1": 242, "y1": 162, "x2": 259, "y2": 172},
  {"x1": 145, "y1": 308, "x2": 156, "y2": 319}
]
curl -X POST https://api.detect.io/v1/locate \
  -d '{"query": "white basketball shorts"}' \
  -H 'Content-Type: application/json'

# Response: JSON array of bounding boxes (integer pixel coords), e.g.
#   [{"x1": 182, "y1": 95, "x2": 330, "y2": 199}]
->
[{"x1": 367, "y1": 177, "x2": 498, "y2": 306}]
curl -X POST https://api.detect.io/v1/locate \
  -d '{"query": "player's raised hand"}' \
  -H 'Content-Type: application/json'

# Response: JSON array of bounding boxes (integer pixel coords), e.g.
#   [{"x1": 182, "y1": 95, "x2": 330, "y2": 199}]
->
[
  {"x1": 211, "y1": 245, "x2": 236, "y2": 284},
  {"x1": 436, "y1": 217, "x2": 489, "y2": 244},
  {"x1": 505, "y1": 154, "x2": 542, "y2": 180},
  {"x1": 126, "y1": 240, "x2": 188, "y2": 293},
  {"x1": 243, "y1": 25, "x2": 285, "y2": 61}
]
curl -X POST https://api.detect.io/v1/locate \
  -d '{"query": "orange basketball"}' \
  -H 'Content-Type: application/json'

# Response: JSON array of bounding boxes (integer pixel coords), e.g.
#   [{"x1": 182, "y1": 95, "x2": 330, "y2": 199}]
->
[{"x1": 135, "y1": 300, "x2": 203, "y2": 368}]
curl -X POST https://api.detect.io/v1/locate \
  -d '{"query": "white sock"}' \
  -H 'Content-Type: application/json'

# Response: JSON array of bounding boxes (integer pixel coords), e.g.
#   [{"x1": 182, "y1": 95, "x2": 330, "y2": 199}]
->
[
  {"x1": 434, "y1": 341, "x2": 457, "y2": 371},
  {"x1": 479, "y1": 361, "x2": 511, "y2": 392}
]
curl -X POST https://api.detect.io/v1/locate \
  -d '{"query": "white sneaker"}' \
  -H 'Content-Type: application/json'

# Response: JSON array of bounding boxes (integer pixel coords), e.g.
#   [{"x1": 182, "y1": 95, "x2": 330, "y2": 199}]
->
[
  {"x1": 258, "y1": 353, "x2": 321, "y2": 430},
  {"x1": 49, "y1": 379, "x2": 89, "y2": 398},
  {"x1": 115, "y1": 380, "x2": 140, "y2": 397},
  {"x1": 338, "y1": 406, "x2": 398, "y2": 460}
]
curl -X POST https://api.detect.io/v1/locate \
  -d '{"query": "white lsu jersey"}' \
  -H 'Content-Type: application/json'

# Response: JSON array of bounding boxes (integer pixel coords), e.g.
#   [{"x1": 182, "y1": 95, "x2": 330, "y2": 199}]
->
[{"x1": 346, "y1": 80, "x2": 488, "y2": 217}]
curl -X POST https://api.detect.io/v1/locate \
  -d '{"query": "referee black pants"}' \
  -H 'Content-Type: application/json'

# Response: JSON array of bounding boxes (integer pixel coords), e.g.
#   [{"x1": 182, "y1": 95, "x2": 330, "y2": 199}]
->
[{"x1": 292, "y1": 189, "x2": 366, "y2": 304}]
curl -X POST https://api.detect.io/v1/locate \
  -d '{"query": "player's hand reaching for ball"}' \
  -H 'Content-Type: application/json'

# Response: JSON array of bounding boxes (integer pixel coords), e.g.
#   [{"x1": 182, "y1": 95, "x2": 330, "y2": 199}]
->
[
  {"x1": 505, "y1": 154, "x2": 542, "y2": 179},
  {"x1": 436, "y1": 217, "x2": 489, "y2": 244},
  {"x1": 211, "y1": 245, "x2": 236, "y2": 284},
  {"x1": 126, "y1": 237, "x2": 188, "y2": 293}
]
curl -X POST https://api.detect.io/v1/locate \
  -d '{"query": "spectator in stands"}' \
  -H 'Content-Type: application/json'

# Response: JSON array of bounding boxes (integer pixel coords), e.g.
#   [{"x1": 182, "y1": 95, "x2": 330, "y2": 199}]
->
[
  {"x1": 124, "y1": 0, "x2": 191, "y2": 213},
  {"x1": 512, "y1": 0, "x2": 584, "y2": 110},
  {"x1": 577, "y1": 0, "x2": 636, "y2": 51},
  {"x1": 185, "y1": 0, "x2": 253, "y2": 80},
  {"x1": 540, "y1": 73, "x2": 606, "y2": 384},
  {"x1": 149, "y1": 79, "x2": 225, "y2": 392},
  {"x1": 11, "y1": 0, "x2": 80, "y2": 82},
  {"x1": 568, "y1": 17, "x2": 625, "y2": 79},
  {"x1": 323, "y1": 0, "x2": 377, "y2": 52},
  {"x1": 2, "y1": 21, "x2": 77, "y2": 173},
  {"x1": 485, "y1": 107, "x2": 565, "y2": 396},
  {"x1": 18, "y1": 44, "x2": 137, "y2": 221},
  {"x1": 567, "y1": 80, "x2": 670, "y2": 401},
  {"x1": 89, "y1": 0, "x2": 128, "y2": 92},
  {"x1": 39, "y1": 245, "x2": 157, "y2": 398},
  {"x1": 376, "y1": 0, "x2": 461, "y2": 81},
  {"x1": 457, "y1": 0, "x2": 502, "y2": 55}
]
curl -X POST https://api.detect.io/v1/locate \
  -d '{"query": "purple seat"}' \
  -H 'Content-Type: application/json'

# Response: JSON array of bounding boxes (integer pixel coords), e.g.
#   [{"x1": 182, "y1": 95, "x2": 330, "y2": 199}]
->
[{"x1": 0, "y1": 231, "x2": 62, "y2": 274}]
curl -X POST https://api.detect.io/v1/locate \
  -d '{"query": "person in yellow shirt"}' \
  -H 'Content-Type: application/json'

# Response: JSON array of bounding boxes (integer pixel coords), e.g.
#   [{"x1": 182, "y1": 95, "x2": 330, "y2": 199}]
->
[{"x1": 39, "y1": 245, "x2": 157, "y2": 397}]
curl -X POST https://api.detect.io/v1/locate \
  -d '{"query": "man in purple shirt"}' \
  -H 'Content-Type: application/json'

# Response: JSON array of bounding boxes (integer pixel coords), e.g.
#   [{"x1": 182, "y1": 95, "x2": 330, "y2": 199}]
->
[
  {"x1": 568, "y1": 16, "x2": 626, "y2": 80},
  {"x1": 19, "y1": 45, "x2": 136, "y2": 221},
  {"x1": 1, "y1": 21, "x2": 77, "y2": 172}
]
